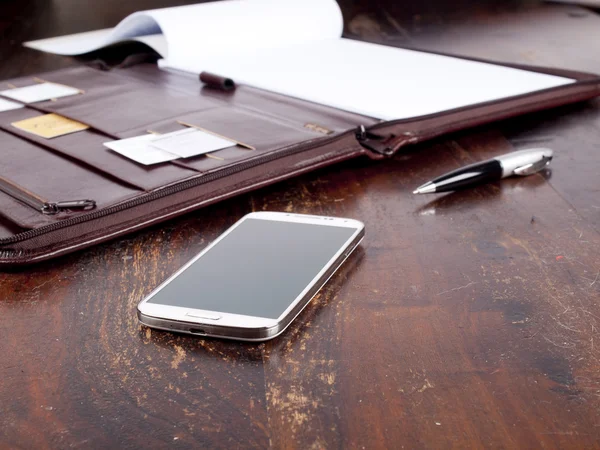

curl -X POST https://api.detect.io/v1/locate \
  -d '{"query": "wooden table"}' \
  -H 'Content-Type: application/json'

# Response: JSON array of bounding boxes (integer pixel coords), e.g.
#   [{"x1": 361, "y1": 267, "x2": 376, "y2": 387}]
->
[{"x1": 1, "y1": 1, "x2": 600, "y2": 448}]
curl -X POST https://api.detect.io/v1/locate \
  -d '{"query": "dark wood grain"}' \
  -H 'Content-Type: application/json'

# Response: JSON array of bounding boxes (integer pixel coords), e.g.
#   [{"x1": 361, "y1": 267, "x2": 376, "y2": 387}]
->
[{"x1": 1, "y1": 0, "x2": 600, "y2": 448}]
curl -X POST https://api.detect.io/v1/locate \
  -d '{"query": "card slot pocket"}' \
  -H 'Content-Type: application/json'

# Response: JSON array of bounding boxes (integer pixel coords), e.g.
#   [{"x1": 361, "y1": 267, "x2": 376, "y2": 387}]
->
[
  {"x1": 118, "y1": 65, "x2": 375, "y2": 133},
  {"x1": 115, "y1": 119, "x2": 185, "y2": 139},
  {"x1": 114, "y1": 119, "x2": 240, "y2": 173},
  {"x1": 2, "y1": 67, "x2": 135, "y2": 102},
  {"x1": 118, "y1": 111, "x2": 294, "y2": 174},
  {"x1": 2, "y1": 67, "x2": 222, "y2": 137},
  {"x1": 174, "y1": 146, "x2": 255, "y2": 173},
  {"x1": 44, "y1": 86, "x2": 221, "y2": 136},
  {"x1": 0, "y1": 129, "x2": 142, "y2": 229},
  {"x1": 199, "y1": 85, "x2": 379, "y2": 133},
  {"x1": 177, "y1": 107, "x2": 319, "y2": 149},
  {"x1": 0, "y1": 108, "x2": 200, "y2": 191},
  {"x1": 173, "y1": 107, "x2": 320, "y2": 173},
  {"x1": 3, "y1": 67, "x2": 219, "y2": 124}
]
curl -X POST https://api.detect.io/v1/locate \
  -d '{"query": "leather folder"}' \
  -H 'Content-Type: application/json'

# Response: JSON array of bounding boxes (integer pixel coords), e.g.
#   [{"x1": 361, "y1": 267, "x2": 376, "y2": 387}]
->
[{"x1": 0, "y1": 59, "x2": 598, "y2": 265}]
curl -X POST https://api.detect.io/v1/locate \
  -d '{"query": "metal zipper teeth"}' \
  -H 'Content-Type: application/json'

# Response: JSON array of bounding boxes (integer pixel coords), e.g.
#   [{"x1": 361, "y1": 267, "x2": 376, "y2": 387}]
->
[
  {"x1": 367, "y1": 77, "x2": 600, "y2": 133},
  {"x1": 0, "y1": 176, "x2": 48, "y2": 212},
  {"x1": 150, "y1": 63, "x2": 600, "y2": 136},
  {"x1": 0, "y1": 176, "x2": 97, "y2": 215},
  {"x1": 359, "y1": 78, "x2": 600, "y2": 155},
  {"x1": 0, "y1": 187, "x2": 46, "y2": 213},
  {"x1": 0, "y1": 131, "x2": 355, "y2": 246},
  {"x1": 0, "y1": 186, "x2": 96, "y2": 216}
]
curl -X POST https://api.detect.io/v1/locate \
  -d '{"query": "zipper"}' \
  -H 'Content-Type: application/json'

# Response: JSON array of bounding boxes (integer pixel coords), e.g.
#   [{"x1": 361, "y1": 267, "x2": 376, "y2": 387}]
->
[
  {"x1": 0, "y1": 130, "x2": 355, "y2": 246},
  {"x1": 355, "y1": 125, "x2": 405, "y2": 157},
  {"x1": 121, "y1": 60, "x2": 600, "y2": 160},
  {"x1": 41, "y1": 200, "x2": 97, "y2": 215},
  {"x1": 0, "y1": 175, "x2": 96, "y2": 215},
  {"x1": 356, "y1": 77, "x2": 600, "y2": 156},
  {"x1": 1, "y1": 73, "x2": 598, "y2": 250}
]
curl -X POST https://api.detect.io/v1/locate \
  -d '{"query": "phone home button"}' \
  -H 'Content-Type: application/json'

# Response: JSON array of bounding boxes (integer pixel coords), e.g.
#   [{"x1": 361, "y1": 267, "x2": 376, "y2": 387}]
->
[{"x1": 185, "y1": 312, "x2": 222, "y2": 320}]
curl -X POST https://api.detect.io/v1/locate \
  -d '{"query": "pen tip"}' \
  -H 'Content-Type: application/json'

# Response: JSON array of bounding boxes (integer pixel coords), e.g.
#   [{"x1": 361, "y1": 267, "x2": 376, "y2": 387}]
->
[{"x1": 412, "y1": 182, "x2": 436, "y2": 195}]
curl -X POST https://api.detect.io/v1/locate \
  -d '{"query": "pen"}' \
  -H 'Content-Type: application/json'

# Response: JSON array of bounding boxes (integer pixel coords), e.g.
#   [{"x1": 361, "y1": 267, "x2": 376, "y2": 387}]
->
[{"x1": 413, "y1": 148, "x2": 553, "y2": 194}]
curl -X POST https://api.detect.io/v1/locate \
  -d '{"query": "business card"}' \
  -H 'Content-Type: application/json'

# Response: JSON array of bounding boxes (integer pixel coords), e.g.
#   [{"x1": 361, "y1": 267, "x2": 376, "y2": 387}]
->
[
  {"x1": 149, "y1": 128, "x2": 234, "y2": 158},
  {"x1": 0, "y1": 98, "x2": 24, "y2": 112},
  {"x1": 0, "y1": 82, "x2": 81, "y2": 103},
  {"x1": 104, "y1": 134, "x2": 179, "y2": 165},
  {"x1": 12, "y1": 113, "x2": 89, "y2": 139}
]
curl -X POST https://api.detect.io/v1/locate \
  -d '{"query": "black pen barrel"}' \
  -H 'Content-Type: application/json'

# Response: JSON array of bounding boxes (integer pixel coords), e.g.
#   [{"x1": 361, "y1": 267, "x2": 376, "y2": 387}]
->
[{"x1": 431, "y1": 159, "x2": 503, "y2": 192}]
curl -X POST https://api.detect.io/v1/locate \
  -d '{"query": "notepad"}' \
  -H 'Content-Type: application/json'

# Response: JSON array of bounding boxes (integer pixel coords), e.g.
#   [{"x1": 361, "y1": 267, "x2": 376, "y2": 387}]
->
[{"x1": 24, "y1": 0, "x2": 574, "y2": 120}]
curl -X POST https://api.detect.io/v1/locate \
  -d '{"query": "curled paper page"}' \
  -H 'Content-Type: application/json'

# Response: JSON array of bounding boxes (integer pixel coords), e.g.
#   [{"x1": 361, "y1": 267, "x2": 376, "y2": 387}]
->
[{"x1": 24, "y1": 0, "x2": 343, "y2": 59}]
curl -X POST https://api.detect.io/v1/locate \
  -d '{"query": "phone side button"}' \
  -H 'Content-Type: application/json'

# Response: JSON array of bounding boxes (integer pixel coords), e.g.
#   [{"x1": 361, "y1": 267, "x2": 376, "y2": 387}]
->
[{"x1": 185, "y1": 312, "x2": 222, "y2": 320}]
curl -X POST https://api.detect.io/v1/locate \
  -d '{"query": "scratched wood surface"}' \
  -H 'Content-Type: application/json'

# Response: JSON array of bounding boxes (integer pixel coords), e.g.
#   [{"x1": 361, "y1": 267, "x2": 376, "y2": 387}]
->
[{"x1": 1, "y1": 0, "x2": 600, "y2": 448}]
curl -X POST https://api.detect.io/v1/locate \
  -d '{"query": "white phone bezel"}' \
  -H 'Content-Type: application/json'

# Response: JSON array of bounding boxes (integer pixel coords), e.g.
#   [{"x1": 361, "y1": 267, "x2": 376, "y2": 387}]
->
[{"x1": 137, "y1": 211, "x2": 364, "y2": 340}]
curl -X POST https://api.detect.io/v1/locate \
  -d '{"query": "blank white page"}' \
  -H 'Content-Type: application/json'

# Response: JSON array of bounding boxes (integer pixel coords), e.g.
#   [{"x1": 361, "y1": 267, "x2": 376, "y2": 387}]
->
[{"x1": 163, "y1": 38, "x2": 574, "y2": 120}]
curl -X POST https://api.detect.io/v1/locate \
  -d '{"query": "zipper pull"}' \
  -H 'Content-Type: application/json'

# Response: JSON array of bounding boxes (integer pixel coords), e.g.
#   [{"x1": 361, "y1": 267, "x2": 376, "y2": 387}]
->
[
  {"x1": 42, "y1": 199, "x2": 96, "y2": 215},
  {"x1": 356, "y1": 125, "x2": 418, "y2": 158},
  {"x1": 355, "y1": 125, "x2": 395, "y2": 157}
]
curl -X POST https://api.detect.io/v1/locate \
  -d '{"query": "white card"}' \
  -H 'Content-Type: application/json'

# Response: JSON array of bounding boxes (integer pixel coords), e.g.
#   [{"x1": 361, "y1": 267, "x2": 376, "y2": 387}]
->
[
  {"x1": 0, "y1": 98, "x2": 24, "y2": 112},
  {"x1": 0, "y1": 82, "x2": 80, "y2": 104},
  {"x1": 150, "y1": 127, "x2": 234, "y2": 158},
  {"x1": 103, "y1": 134, "x2": 179, "y2": 166}
]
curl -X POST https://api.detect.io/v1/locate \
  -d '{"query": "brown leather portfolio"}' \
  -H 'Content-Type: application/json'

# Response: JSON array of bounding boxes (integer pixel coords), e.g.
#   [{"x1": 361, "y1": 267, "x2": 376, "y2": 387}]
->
[{"x1": 0, "y1": 59, "x2": 598, "y2": 265}]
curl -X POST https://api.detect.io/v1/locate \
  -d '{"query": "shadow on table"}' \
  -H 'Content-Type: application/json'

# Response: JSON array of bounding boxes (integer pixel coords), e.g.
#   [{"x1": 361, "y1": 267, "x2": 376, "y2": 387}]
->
[
  {"x1": 413, "y1": 169, "x2": 552, "y2": 216},
  {"x1": 138, "y1": 246, "x2": 366, "y2": 360}
]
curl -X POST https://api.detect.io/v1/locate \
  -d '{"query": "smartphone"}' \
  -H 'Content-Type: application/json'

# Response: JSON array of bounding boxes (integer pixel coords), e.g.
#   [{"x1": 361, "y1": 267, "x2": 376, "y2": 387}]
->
[{"x1": 137, "y1": 212, "x2": 364, "y2": 341}]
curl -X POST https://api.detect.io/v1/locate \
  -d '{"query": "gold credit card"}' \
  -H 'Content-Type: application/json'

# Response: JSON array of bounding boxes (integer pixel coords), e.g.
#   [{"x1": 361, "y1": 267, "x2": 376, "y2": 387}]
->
[{"x1": 11, "y1": 113, "x2": 89, "y2": 139}]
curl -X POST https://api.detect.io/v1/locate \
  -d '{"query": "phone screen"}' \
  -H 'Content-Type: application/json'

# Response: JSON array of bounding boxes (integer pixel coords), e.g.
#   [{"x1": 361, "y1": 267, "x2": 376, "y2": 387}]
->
[{"x1": 147, "y1": 218, "x2": 358, "y2": 319}]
